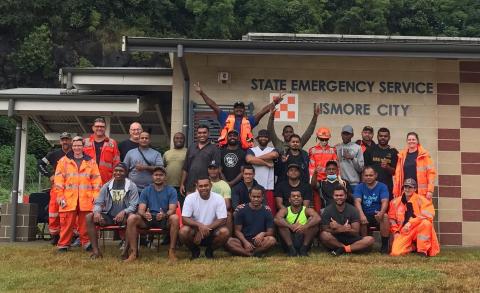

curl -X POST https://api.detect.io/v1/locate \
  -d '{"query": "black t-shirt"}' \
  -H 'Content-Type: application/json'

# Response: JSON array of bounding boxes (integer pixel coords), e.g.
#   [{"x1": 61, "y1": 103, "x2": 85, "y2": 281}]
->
[
  {"x1": 94, "y1": 141, "x2": 103, "y2": 163},
  {"x1": 118, "y1": 139, "x2": 139, "y2": 161},
  {"x1": 74, "y1": 157, "x2": 84, "y2": 170},
  {"x1": 321, "y1": 203, "x2": 359, "y2": 226},
  {"x1": 38, "y1": 149, "x2": 71, "y2": 176},
  {"x1": 183, "y1": 142, "x2": 221, "y2": 191},
  {"x1": 234, "y1": 204, "x2": 273, "y2": 240},
  {"x1": 404, "y1": 151, "x2": 418, "y2": 183},
  {"x1": 274, "y1": 180, "x2": 312, "y2": 207},
  {"x1": 364, "y1": 145, "x2": 398, "y2": 193},
  {"x1": 221, "y1": 147, "x2": 246, "y2": 182},
  {"x1": 317, "y1": 179, "x2": 352, "y2": 207},
  {"x1": 277, "y1": 150, "x2": 310, "y2": 184}
]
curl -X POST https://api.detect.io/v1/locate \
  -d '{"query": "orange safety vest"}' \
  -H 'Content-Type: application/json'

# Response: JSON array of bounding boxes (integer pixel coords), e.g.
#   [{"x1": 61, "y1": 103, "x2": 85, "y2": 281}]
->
[
  {"x1": 83, "y1": 135, "x2": 120, "y2": 184},
  {"x1": 393, "y1": 145, "x2": 436, "y2": 198},
  {"x1": 308, "y1": 144, "x2": 338, "y2": 180},
  {"x1": 53, "y1": 153, "x2": 102, "y2": 213},
  {"x1": 388, "y1": 192, "x2": 440, "y2": 256},
  {"x1": 218, "y1": 114, "x2": 254, "y2": 149}
]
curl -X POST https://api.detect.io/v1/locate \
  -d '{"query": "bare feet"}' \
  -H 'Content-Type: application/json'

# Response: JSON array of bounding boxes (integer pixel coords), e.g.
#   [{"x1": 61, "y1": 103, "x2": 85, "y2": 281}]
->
[
  {"x1": 168, "y1": 248, "x2": 178, "y2": 263},
  {"x1": 123, "y1": 253, "x2": 137, "y2": 263}
]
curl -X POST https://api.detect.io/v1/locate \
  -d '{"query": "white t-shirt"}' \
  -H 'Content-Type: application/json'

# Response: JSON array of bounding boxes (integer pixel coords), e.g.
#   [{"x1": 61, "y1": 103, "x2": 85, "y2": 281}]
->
[
  {"x1": 182, "y1": 191, "x2": 227, "y2": 225},
  {"x1": 248, "y1": 146, "x2": 276, "y2": 190}
]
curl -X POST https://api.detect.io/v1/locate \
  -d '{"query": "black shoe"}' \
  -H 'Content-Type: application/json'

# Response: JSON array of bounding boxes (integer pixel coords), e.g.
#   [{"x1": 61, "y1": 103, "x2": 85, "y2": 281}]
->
[
  {"x1": 299, "y1": 245, "x2": 309, "y2": 257},
  {"x1": 380, "y1": 245, "x2": 389, "y2": 254},
  {"x1": 205, "y1": 246, "x2": 214, "y2": 259},
  {"x1": 331, "y1": 247, "x2": 345, "y2": 257},
  {"x1": 84, "y1": 243, "x2": 93, "y2": 252},
  {"x1": 416, "y1": 251, "x2": 428, "y2": 257},
  {"x1": 57, "y1": 247, "x2": 68, "y2": 253},
  {"x1": 190, "y1": 246, "x2": 201, "y2": 260},
  {"x1": 288, "y1": 246, "x2": 297, "y2": 257},
  {"x1": 50, "y1": 234, "x2": 59, "y2": 246}
]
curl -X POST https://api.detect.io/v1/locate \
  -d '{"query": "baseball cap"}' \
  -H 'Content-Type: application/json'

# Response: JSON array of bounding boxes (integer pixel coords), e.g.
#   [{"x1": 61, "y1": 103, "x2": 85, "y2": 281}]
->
[
  {"x1": 114, "y1": 162, "x2": 128, "y2": 172},
  {"x1": 152, "y1": 166, "x2": 167, "y2": 174},
  {"x1": 362, "y1": 126, "x2": 374, "y2": 132},
  {"x1": 316, "y1": 127, "x2": 331, "y2": 139},
  {"x1": 403, "y1": 178, "x2": 417, "y2": 188},
  {"x1": 341, "y1": 125, "x2": 354, "y2": 134},
  {"x1": 287, "y1": 163, "x2": 301, "y2": 170},
  {"x1": 233, "y1": 101, "x2": 245, "y2": 108},
  {"x1": 60, "y1": 132, "x2": 72, "y2": 139},
  {"x1": 228, "y1": 129, "x2": 239, "y2": 135},
  {"x1": 256, "y1": 129, "x2": 270, "y2": 139},
  {"x1": 208, "y1": 160, "x2": 219, "y2": 168}
]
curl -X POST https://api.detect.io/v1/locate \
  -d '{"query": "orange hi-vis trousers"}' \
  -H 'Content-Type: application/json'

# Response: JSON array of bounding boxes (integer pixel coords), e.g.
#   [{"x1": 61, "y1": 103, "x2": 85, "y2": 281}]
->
[
  {"x1": 58, "y1": 210, "x2": 90, "y2": 249},
  {"x1": 48, "y1": 190, "x2": 60, "y2": 235},
  {"x1": 391, "y1": 219, "x2": 438, "y2": 256}
]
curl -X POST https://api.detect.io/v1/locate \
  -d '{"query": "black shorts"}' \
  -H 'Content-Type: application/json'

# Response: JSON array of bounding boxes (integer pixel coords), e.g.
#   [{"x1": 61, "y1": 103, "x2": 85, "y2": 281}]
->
[
  {"x1": 143, "y1": 216, "x2": 169, "y2": 230},
  {"x1": 366, "y1": 214, "x2": 380, "y2": 228},
  {"x1": 199, "y1": 228, "x2": 222, "y2": 247},
  {"x1": 334, "y1": 233, "x2": 363, "y2": 245},
  {"x1": 96, "y1": 214, "x2": 126, "y2": 227}
]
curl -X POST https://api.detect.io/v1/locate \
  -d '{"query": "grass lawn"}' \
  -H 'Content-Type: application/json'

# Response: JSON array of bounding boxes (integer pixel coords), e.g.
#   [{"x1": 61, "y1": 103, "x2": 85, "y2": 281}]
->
[{"x1": 0, "y1": 242, "x2": 479, "y2": 292}]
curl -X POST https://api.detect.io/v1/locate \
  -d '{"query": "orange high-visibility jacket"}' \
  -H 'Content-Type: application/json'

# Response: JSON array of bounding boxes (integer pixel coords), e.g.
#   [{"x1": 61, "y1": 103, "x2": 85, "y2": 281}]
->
[
  {"x1": 53, "y1": 153, "x2": 102, "y2": 213},
  {"x1": 393, "y1": 145, "x2": 436, "y2": 198},
  {"x1": 388, "y1": 192, "x2": 440, "y2": 256},
  {"x1": 218, "y1": 115, "x2": 254, "y2": 149},
  {"x1": 308, "y1": 145, "x2": 337, "y2": 181},
  {"x1": 83, "y1": 135, "x2": 120, "y2": 184}
]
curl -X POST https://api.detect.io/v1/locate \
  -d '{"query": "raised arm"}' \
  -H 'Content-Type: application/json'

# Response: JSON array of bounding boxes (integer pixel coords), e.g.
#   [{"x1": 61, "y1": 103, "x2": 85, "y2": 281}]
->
[
  {"x1": 300, "y1": 104, "x2": 320, "y2": 146},
  {"x1": 253, "y1": 95, "x2": 283, "y2": 125},
  {"x1": 193, "y1": 82, "x2": 221, "y2": 116}
]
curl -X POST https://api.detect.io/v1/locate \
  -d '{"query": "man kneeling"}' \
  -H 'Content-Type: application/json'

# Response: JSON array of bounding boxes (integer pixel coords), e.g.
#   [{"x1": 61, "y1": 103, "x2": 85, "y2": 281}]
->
[
  {"x1": 389, "y1": 178, "x2": 440, "y2": 257},
  {"x1": 225, "y1": 186, "x2": 276, "y2": 257},
  {"x1": 320, "y1": 186, "x2": 374, "y2": 256},
  {"x1": 124, "y1": 166, "x2": 180, "y2": 262},
  {"x1": 86, "y1": 163, "x2": 139, "y2": 259},
  {"x1": 179, "y1": 177, "x2": 230, "y2": 259},
  {"x1": 275, "y1": 190, "x2": 320, "y2": 256}
]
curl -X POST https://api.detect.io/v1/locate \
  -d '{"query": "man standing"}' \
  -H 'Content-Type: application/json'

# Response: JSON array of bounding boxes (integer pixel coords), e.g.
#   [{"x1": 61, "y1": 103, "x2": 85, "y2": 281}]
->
[
  {"x1": 225, "y1": 186, "x2": 276, "y2": 257},
  {"x1": 180, "y1": 125, "x2": 220, "y2": 195},
  {"x1": 308, "y1": 127, "x2": 337, "y2": 182},
  {"x1": 356, "y1": 126, "x2": 376, "y2": 153},
  {"x1": 194, "y1": 82, "x2": 282, "y2": 150},
  {"x1": 86, "y1": 163, "x2": 139, "y2": 259},
  {"x1": 124, "y1": 132, "x2": 163, "y2": 193},
  {"x1": 275, "y1": 163, "x2": 312, "y2": 210},
  {"x1": 231, "y1": 165, "x2": 262, "y2": 210},
  {"x1": 277, "y1": 134, "x2": 310, "y2": 184},
  {"x1": 320, "y1": 186, "x2": 374, "y2": 256},
  {"x1": 124, "y1": 166, "x2": 180, "y2": 262},
  {"x1": 118, "y1": 122, "x2": 143, "y2": 161},
  {"x1": 364, "y1": 127, "x2": 398, "y2": 198},
  {"x1": 179, "y1": 177, "x2": 230, "y2": 259},
  {"x1": 54, "y1": 136, "x2": 102, "y2": 252},
  {"x1": 246, "y1": 129, "x2": 279, "y2": 214},
  {"x1": 389, "y1": 178, "x2": 440, "y2": 257},
  {"x1": 336, "y1": 125, "x2": 364, "y2": 193},
  {"x1": 353, "y1": 167, "x2": 390, "y2": 254},
  {"x1": 220, "y1": 130, "x2": 246, "y2": 187},
  {"x1": 37, "y1": 132, "x2": 72, "y2": 245},
  {"x1": 83, "y1": 117, "x2": 120, "y2": 184},
  {"x1": 268, "y1": 104, "x2": 320, "y2": 154},
  {"x1": 163, "y1": 132, "x2": 187, "y2": 206},
  {"x1": 275, "y1": 190, "x2": 321, "y2": 257}
]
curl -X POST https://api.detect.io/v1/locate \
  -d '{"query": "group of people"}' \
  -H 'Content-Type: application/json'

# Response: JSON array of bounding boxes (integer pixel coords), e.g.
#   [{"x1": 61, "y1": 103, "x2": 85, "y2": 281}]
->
[{"x1": 38, "y1": 83, "x2": 440, "y2": 262}]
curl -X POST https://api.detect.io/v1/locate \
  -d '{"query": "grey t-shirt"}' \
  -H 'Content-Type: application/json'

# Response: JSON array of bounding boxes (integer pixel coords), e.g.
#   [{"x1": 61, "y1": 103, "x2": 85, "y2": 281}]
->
[
  {"x1": 108, "y1": 180, "x2": 127, "y2": 217},
  {"x1": 124, "y1": 147, "x2": 163, "y2": 190}
]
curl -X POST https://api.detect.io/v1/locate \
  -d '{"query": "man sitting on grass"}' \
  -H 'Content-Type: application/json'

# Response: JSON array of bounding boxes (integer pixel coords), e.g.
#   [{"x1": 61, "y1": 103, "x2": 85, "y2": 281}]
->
[
  {"x1": 86, "y1": 163, "x2": 139, "y2": 259},
  {"x1": 179, "y1": 177, "x2": 230, "y2": 259},
  {"x1": 123, "y1": 166, "x2": 180, "y2": 262},
  {"x1": 225, "y1": 185, "x2": 276, "y2": 257},
  {"x1": 320, "y1": 186, "x2": 374, "y2": 256},
  {"x1": 275, "y1": 190, "x2": 321, "y2": 257}
]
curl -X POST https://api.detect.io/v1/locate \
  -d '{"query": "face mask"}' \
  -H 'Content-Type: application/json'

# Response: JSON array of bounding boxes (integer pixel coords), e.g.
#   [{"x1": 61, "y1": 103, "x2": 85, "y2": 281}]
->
[{"x1": 327, "y1": 174, "x2": 337, "y2": 181}]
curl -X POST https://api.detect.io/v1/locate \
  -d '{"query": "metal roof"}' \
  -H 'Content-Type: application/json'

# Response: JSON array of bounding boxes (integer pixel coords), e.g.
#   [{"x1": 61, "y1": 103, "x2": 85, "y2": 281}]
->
[{"x1": 123, "y1": 33, "x2": 480, "y2": 59}]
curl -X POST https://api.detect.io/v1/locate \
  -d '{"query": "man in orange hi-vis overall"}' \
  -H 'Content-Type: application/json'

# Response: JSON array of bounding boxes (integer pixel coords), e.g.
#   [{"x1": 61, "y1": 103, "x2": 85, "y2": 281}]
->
[{"x1": 389, "y1": 178, "x2": 440, "y2": 257}]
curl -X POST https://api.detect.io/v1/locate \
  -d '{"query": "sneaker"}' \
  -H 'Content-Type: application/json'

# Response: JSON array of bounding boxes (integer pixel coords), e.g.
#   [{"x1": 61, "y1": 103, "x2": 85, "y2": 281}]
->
[
  {"x1": 50, "y1": 234, "x2": 60, "y2": 246},
  {"x1": 288, "y1": 246, "x2": 297, "y2": 257},
  {"x1": 57, "y1": 247, "x2": 68, "y2": 253},
  {"x1": 331, "y1": 247, "x2": 345, "y2": 257},
  {"x1": 299, "y1": 246, "x2": 309, "y2": 257},
  {"x1": 71, "y1": 237, "x2": 81, "y2": 247},
  {"x1": 205, "y1": 246, "x2": 214, "y2": 259},
  {"x1": 190, "y1": 246, "x2": 201, "y2": 260},
  {"x1": 119, "y1": 240, "x2": 126, "y2": 251}
]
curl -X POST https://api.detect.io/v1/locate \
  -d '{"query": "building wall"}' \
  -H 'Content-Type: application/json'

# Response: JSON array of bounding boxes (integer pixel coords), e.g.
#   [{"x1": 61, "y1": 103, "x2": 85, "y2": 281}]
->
[{"x1": 170, "y1": 54, "x2": 480, "y2": 246}]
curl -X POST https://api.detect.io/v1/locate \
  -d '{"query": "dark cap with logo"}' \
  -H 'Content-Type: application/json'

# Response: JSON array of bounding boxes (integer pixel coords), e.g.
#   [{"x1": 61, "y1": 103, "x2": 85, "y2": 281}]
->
[
  {"x1": 153, "y1": 166, "x2": 167, "y2": 174},
  {"x1": 233, "y1": 101, "x2": 245, "y2": 108},
  {"x1": 256, "y1": 129, "x2": 270, "y2": 139},
  {"x1": 287, "y1": 163, "x2": 301, "y2": 170},
  {"x1": 60, "y1": 132, "x2": 72, "y2": 139},
  {"x1": 403, "y1": 178, "x2": 417, "y2": 188},
  {"x1": 208, "y1": 160, "x2": 219, "y2": 168},
  {"x1": 362, "y1": 126, "x2": 374, "y2": 132}
]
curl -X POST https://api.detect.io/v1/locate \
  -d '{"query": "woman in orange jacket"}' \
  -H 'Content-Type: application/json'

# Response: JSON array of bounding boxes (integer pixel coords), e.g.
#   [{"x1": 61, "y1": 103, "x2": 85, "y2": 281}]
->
[
  {"x1": 53, "y1": 136, "x2": 102, "y2": 252},
  {"x1": 393, "y1": 132, "x2": 436, "y2": 199},
  {"x1": 389, "y1": 178, "x2": 440, "y2": 256}
]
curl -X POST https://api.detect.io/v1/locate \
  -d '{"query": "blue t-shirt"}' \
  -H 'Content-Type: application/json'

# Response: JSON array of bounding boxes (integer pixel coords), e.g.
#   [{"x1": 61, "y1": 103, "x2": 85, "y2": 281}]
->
[
  {"x1": 139, "y1": 184, "x2": 178, "y2": 215},
  {"x1": 353, "y1": 182, "x2": 389, "y2": 215},
  {"x1": 218, "y1": 110, "x2": 257, "y2": 134},
  {"x1": 234, "y1": 204, "x2": 273, "y2": 240}
]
